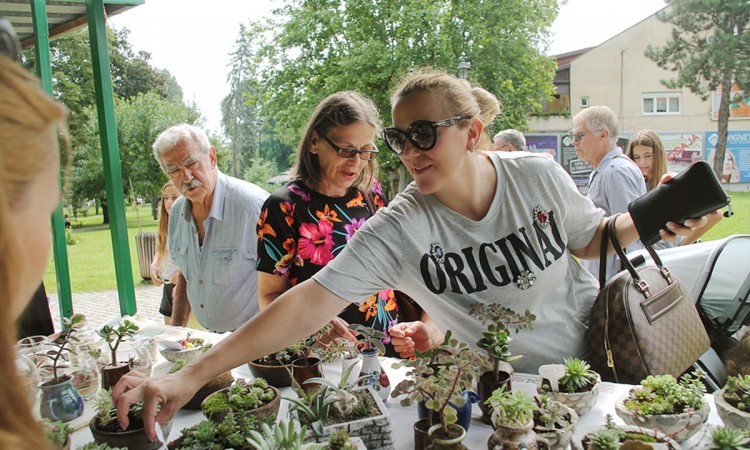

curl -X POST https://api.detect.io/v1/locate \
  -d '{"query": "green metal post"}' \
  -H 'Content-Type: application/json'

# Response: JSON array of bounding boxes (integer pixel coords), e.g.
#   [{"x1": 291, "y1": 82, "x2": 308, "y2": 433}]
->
[
  {"x1": 30, "y1": 0, "x2": 74, "y2": 320},
  {"x1": 86, "y1": 0, "x2": 137, "y2": 316}
]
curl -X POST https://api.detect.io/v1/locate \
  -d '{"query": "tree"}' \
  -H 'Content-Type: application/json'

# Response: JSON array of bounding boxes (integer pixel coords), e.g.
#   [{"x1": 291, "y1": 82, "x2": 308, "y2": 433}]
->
[
  {"x1": 241, "y1": 0, "x2": 558, "y2": 198},
  {"x1": 645, "y1": 0, "x2": 750, "y2": 181}
]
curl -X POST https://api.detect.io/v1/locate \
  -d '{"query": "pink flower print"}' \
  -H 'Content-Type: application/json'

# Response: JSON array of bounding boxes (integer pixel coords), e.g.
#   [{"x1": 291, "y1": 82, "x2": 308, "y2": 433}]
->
[
  {"x1": 289, "y1": 183, "x2": 311, "y2": 201},
  {"x1": 298, "y1": 220, "x2": 334, "y2": 265},
  {"x1": 344, "y1": 217, "x2": 366, "y2": 240}
]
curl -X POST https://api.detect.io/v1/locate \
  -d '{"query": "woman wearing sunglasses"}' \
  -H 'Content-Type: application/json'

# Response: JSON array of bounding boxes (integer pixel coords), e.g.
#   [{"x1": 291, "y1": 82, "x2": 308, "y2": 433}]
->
[
  {"x1": 255, "y1": 91, "x2": 437, "y2": 358},
  {"x1": 113, "y1": 70, "x2": 707, "y2": 436}
]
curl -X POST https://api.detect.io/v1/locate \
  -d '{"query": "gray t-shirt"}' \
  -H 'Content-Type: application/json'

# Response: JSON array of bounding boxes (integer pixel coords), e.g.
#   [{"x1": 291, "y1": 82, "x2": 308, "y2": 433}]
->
[{"x1": 314, "y1": 151, "x2": 603, "y2": 373}]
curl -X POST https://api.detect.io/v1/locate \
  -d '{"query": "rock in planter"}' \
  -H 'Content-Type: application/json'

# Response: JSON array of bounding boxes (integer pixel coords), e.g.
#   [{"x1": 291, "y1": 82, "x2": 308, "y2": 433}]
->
[
  {"x1": 295, "y1": 385, "x2": 393, "y2": 450},
  {"x1": 714, "y1": 386, "x2": 750, "y2": 431},
  {"x1": 615, "y1": 397, "x2": 710, "y2": 443}
]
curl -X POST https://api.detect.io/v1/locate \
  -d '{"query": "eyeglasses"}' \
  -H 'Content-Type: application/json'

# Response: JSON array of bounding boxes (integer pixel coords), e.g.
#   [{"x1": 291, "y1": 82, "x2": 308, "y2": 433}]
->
[
  {"x1": 572, "y1": 129, "x2": 602, "y2": 143},
  {"x1": 382, "y1": 115, "x2": 473, "y2": 156},
  {"x1": 320, "y1": 134, "x2": 379, "y2": 161}
]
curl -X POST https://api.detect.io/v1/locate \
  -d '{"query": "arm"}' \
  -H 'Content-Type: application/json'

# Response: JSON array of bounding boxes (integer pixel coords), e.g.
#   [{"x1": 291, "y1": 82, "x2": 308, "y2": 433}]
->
[
  {"x1": 112, "y1": 278, "x2": 349, "y2": 439},
  {"x1": 258, "y1": 272, "x2": 290, "y2": 309},
  {"x1": 150, "y1": 252, "x2": 164, "y2": 286},
  {"x1": 170, "y1": 273, "x2": 190, "y2": 327}
]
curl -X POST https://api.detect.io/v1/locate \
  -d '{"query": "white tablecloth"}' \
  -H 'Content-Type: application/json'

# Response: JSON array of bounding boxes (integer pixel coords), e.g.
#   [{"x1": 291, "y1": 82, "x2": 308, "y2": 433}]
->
[{"x1": 70, "y1": 323, "x2": 724, "y2": 449}]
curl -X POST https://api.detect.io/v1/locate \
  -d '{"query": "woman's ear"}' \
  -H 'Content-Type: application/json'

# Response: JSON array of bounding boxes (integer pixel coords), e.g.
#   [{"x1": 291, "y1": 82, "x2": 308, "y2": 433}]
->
[
  {"x1": 310, "y1": 131, "x2": 320, "y2": 155},
  {"x1": 466, "y1": 117, "x2": 483, "y2": 152}
]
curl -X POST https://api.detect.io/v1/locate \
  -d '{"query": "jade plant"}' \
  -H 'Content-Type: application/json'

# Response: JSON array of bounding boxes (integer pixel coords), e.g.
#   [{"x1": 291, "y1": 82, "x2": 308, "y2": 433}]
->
[
  {"x1": 486, "y1": 386, "x2": 538, "y2": 428},
  {"x1": 391, "y1": 331, "x2": 490, "y2": 436},
  {"x1": 723, "y1": 374, "x2": 750, "y2": 412},
  {"x1": 42, "y1": 314, "x2": 87, "y2": 384},
  {"x1": 96, "y1": 319, "x2": 139, "y2": 366},
  {"x1": 469, "y1": 304, "x2": 535, "y2": 380},
  {"x1": 623, "y1": 372, "x2": 706, "y2": 416}
]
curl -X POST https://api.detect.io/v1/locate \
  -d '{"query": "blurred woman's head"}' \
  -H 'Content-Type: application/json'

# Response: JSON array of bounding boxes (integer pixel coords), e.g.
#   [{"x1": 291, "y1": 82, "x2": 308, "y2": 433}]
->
[
  {"x1": 156, "y1": 181, "x2": 180, "y2": 255},
  {"x1": 471, "y1": 86, "x2": 500, "y2": 149},
  {"x1": 627, "y1": 129, "x2": 666, "y2": 191},
  {"x1": 292, "y1": 91, "x2": 381, "y2": 196},
  {"x1": 384, "y1": 69, "x2": 482, "y2": 196},
  {"x1": 0, "y1": 54, "x2": 67, "y2": 449}
]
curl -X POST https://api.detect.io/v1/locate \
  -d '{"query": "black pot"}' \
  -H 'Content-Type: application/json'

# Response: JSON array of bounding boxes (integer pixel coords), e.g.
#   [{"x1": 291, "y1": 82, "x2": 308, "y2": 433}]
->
[
  {"x1": 292, "y1": 356, "x2": 323, "y2": 392},
  {"x1": 89, "y1": 417, "x2": 161, "y2": 450},
  {"x1": 414, "y1": 417, "x2": 433, "y2": 450},
  {"x1": 478, "y1": 370, "x2": 513, "y2": 425},
  {"x1": 247, "y1": 359, "x2": 292, "y2": 388}
]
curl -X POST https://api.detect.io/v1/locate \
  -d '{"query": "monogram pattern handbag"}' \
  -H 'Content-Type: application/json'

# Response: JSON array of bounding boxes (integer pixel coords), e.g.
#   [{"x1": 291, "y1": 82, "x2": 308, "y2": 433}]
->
[{"x1": 586, "y1": 215, "x2": 710, "y2": 384}]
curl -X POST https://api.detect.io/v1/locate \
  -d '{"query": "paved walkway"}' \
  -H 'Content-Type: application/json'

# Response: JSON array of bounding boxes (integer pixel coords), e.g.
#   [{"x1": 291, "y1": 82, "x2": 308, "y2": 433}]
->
[{"x1": 48, "y1": 284, "x2": 165, "y2": 331}]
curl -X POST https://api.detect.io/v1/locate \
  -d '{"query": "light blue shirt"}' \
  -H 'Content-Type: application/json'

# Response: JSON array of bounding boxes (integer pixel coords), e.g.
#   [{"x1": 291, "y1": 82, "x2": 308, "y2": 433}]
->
[
  {"x1": 168, "y1": 171, "x2": 269, "y2": 332},
  {"x1": 583, "y1": 147, "x2": 647, "y2": 282}
]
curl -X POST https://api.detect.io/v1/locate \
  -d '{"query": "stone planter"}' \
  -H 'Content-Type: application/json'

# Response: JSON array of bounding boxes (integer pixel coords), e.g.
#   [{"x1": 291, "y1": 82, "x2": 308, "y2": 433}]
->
[
  {"x1": 615, "y1": 397, "x2": 710, "y2": 442},
  {"x1": 574, "y1": 424, "x2": 681, "y2": 450},
  {"x1": 534, "y1": 402, "x2": 578, "y2": 450},
  {"x1": 302, "y1": 436, "x2": 367, "y2": 449},
  {"x1": 537, "y1": 373, "x2": 600, "y2": 416},
  {"x1": 297, "y1": 385, "x2": 393, "y2": 450},
  {"x1": 714, "y1": 386, "x2": 750, "y2": 431}
]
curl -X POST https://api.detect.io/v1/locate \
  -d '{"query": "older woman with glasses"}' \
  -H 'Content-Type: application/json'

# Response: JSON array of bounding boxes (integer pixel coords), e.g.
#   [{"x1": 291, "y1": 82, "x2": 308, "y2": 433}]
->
[
  {"x1": 255, "y1": 91, "x2": 438, "y2": 358},
  {"x1": 113, "y1": 71, "x2": 709, "y2": 438}
]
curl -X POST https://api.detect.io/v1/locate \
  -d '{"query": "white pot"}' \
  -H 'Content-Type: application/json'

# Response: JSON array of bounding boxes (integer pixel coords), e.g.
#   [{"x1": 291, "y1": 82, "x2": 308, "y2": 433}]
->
[
  {"x1": 615, "y1": 396, "x2": 710, "y2": 442},
  {"x1": 537, "y1": 373, "x2": 601, "y2": 416}
]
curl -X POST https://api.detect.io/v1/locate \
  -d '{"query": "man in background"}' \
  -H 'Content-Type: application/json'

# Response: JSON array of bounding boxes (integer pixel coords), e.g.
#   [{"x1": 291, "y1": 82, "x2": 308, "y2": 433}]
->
[
  {"x1": 492, "y1": 129, "x2": 526, "y2": 151},
  {"x1": 151, "y1": 124, "x2": 269, "y2": 332}
]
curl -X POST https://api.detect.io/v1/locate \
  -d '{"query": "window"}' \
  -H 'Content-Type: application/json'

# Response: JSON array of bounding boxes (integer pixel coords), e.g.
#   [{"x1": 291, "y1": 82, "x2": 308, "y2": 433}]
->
[
  {"x1": 642, "y1": 93, "x2": 681, "y2": 115},
  {"x1": 580, "y1": 97, "x2": 589, "y2": 108}
]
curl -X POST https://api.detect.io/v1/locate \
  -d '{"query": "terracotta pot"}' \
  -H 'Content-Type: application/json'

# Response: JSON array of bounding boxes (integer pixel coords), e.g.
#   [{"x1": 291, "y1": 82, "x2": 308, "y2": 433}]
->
[
  {"x1": 478, "y1": 369, "x2": 513, "y2": 424},
  {"x1": 183, "y1": 371, "x2": 234, "y2": 410},
  {"x1": 427, "y1": 423, "x2": 467, "y2": 449},
  {"x1": 414, "y1": 417, "x2": 434, "y2": 450},
  {"x1": 247, "y1": 358, "x2": 293, "y2": 387},
  {"x1": 615, "y1": 397, "x2": 710, "y2": 442},
  {"x1": 292, "y1": 356, "x2": 323, "y2": 392},
  {"x1": 201, "y1": 384, "x2": 281, "y2": 424},
  {"x1": 89, "y1": 416, "x2": 161, "y2": 450},
  {"x1": 715, "y1": 386, "x2": 750, "y2": 431},
  {"x1": 100, "y1": 362, "x2": 132, "y2": 391}
]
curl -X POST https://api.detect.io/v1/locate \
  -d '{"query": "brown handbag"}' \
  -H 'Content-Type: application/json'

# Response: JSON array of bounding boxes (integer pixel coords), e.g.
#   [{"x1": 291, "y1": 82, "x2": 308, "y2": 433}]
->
[{"x1": 586, "y1": 215, "x2": 710, "y2": 384}]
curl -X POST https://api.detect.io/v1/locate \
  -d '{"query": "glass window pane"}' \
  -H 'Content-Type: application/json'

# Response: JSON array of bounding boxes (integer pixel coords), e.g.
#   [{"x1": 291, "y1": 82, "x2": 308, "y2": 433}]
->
[
  {"x1": 643, "y1": 98, "x2": 654, "y2": 113},
  {"x1": 669, "y1": 97, "x2": 680, "y2": 112},
  {"x1": 656, "y1": 97, "x2": 667, "y2": 112}
]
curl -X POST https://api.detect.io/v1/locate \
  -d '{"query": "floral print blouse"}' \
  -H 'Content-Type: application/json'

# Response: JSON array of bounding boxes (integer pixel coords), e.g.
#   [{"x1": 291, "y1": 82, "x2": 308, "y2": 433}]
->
[{"x1": 256, "y1": 180, "x2": 403, "y2": 357}]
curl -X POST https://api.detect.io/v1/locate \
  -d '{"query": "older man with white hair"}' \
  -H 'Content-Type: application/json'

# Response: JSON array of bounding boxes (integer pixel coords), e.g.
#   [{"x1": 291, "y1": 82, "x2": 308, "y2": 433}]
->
[
  {"x1": 152, "y1": 124, "x2": 269, "y2": 332},
  {"x1": 572, "y1": 106, "x2": 646, "y2": 282}
]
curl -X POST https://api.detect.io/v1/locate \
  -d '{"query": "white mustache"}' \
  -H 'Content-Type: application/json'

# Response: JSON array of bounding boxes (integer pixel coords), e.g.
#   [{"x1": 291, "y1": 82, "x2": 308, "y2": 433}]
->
[{"x1": 181, "y1": 179, "x2": 202, "y2": 193}]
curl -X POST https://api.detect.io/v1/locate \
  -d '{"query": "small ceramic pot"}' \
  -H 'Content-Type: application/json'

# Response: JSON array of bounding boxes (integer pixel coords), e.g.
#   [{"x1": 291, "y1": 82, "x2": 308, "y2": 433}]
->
[
  {"x1": 478, "y1": 368, "x2": 513, "y2": 425},
  {"x1": 414, "y1": 417, "x2": 434, "y2": 450},
  {"x1": 292, "y1": 357, "x2": 324, "y2": 392},
  {"x1": 488, "y1": 420, "x2": 549, "y2": 450},
  {"x1": 89, "y1": 416, "x2": 161, "y2": 450},
  {"x1": 615, "y1": 397, "x2": 710, "y2": 442},
  {"x1": 537, "y1": 373, "x2": 601, "y2": 416},
  {"x1": 714, "y1": 386, "x2": 750, "y2": 431},
  {"x1": 40, "y1": 375, "x2": 84, "y2": 422},
  {"x1": 427, "y1": 423, "x2": 467, "y2": 450},
  {"x1": 534, "y1": 401, "x2": 578, "y2": 450}
]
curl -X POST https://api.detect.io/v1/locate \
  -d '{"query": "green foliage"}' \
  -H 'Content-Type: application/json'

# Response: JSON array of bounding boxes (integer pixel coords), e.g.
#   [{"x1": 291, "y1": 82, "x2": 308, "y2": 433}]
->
[
  {"x1": 78, "y1": 443, "x2": 126, "y2": 450},
  {"x1": 174, "y1": 412, "x2": 275, "y2": 450},
  {"x1": 42, "y1": 418, "x2": 73, "y2": 447},
  {"x1": 202, "y1": 378, "x2": 276, "y2": 418},
  {"x1": 97, "y1": 319, "x2": 139, "y2": 365},
  {"x1": 724, "y1": 374, "x2": 750, "y2": 412},
  {"x1": 315, "y1": 338, "x2": 358, "y2": 364},
  {"x1": 327, "y1": 428, "x2": 356, "y2": 450},
  {"x1": 555, "y1": 357, "x2": 598, "y2": 393},
  {"x1": 285, "y1": 385, "x2": 338, "y2": 436},
  {"x1": 42, "y1": 314, "x2": 86, "y2": 383},
  {"x1": 243, "y1": 155, "x2": 280, "y2": 193},
  {"x1": 469, "y1": 304, "x2": 535, "y2": 376},
  {"x1": 623, "y1": 372, "x2": 706, "y2": 416},
  {"x1": 246, "y1": 420, "x2": 308, "y2": 450},
  {"x1": 65, "y1": 229, "x2": 79, "y2": 245},
  {"x1": 534, "y1": 395, "x2": 575, "y2": 432},
  {"x1": 348, "y1": 323, "x2": 387, "y2": 355},
  {"x1": 710, "y1": 427, "x2": 750, "y2": 450},
  {"x1": 391, "y1": 330, "x2": 490, "y2": 435},
  {"x1": 645, "y1": 0, "x2": 750, "y2": 179},
  {"x1": 486, "y1": 386, "x2": 538, "y2": 428},
  {"x1": 93, "y1": 389, "x2": 143, "y2": 429}
]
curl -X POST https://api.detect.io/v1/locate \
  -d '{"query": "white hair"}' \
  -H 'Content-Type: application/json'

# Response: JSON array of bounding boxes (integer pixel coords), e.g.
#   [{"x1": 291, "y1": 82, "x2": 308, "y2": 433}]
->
[
  {"x1": 493, "y1": 129, "x2": 526, "y2": 150},
  {"x1": 152, "y1": 124, "x2": 211, "y2": 170},
  {"x1": 572, "y1": 106, "x2": 619, "y2": 147}
]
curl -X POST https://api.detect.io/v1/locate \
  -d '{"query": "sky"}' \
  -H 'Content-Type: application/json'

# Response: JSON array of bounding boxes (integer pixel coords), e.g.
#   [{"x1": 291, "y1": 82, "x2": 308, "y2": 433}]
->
[{"x1": 109, "y1": 0, "x2": 669, "y2": 135}]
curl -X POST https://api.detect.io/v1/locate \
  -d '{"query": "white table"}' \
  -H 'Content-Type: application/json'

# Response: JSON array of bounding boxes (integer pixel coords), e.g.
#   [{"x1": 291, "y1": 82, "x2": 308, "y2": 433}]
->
[{"x1": 70, "y1": 323, "x2": 724, "y2": 449}]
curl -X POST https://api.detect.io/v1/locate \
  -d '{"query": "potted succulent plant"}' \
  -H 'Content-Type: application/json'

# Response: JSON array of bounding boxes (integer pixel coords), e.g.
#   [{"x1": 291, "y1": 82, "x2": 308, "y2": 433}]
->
[
  {"x1": 245, "y1": 420, "x2": 308, "y2": 450},
  {"x1": 576, "y1": 414, "x2": 681, "y2": 450},
  {"x1": 89, "y1": 388, "x2": 165, "y2": 450},
  {"x1": 248, "y1": 340, "x2": 307, "y2": 387},
  {"x1": 348, "y1": 323, "x2": 390, "y2": 400},
  {"x1": 615, "y1": 372, "x2": 709, "y2": 442},
  {"x1": 39, "y1": 315, "x2": 86, "y2": 422},
  {"x1": 392, "y1": 331, "x2": 489, "y2": 450},
  {"x1": 201, "y1": 377, "x2": 281, "y2": 425},
  {"x1": 78, "y1": 443, "x2": 126, "y2": 450},
  {"x1": 168, "y1": 412, "x2": 275, "y2": 449},
  {"x1": 287, "y1": 362, "x2": 394, "y2": 449},
  {"x1": 42, "y1": 418, "x2": 73, "y2": 450},
  {"x1": 715, "y1": 374, "x2": 750, "y2": 431},
  {"x1": 486, "y1": 387, "x2": 545, "y2": 450},
  {"x1": 537, "y1": 357, "x2": 601, "y2": 416},
  {"x1": 469, "y1": 304, "x2": 535, "y2": 424},
  {"x1": 532, "y1": 395, "x2": 578, "y2": 450},
  {"x1": 96, "y1": 319, "x2": 139, "y2": 390},
  {"x1": 706, "y1": 426, "x2": 750, "y2": 450}
]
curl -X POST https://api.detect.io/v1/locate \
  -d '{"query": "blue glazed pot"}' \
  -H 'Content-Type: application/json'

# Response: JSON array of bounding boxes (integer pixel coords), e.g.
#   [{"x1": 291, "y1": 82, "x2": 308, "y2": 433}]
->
[
  {"x1": 40, "y1": 375, "x2": 84, "y2": 422},
  {"x1": 417, "y1": 390, "x2": 480, "y2": 431}
]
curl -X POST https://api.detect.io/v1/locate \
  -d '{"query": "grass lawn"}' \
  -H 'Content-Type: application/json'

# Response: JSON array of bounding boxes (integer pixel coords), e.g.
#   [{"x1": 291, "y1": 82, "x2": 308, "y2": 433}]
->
[
  {"x1": 44, "y1": 205, "x2": 159, "y2": 293},
  {"x1": 44, "y1": 192, "x2": 750, "y2": 294}
]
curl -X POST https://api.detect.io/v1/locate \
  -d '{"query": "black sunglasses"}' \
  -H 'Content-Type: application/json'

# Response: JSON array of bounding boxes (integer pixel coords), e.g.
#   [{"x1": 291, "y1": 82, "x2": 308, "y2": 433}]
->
[
  {"x1": 320, "y1": 133, "x2": 379, "y2": 161},
  {"x1": 382, "y1": 115, "x2": 473, "y2": 156}
]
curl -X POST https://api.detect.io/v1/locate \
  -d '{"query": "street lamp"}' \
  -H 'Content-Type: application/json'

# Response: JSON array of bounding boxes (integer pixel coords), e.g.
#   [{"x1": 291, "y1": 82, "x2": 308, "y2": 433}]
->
[
  {"x1": 457, "y1": 60, "x2": 471, "y2": 80},
  {"x1": 256, "y1": 117, "x2": 264, "y2": 159}
]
